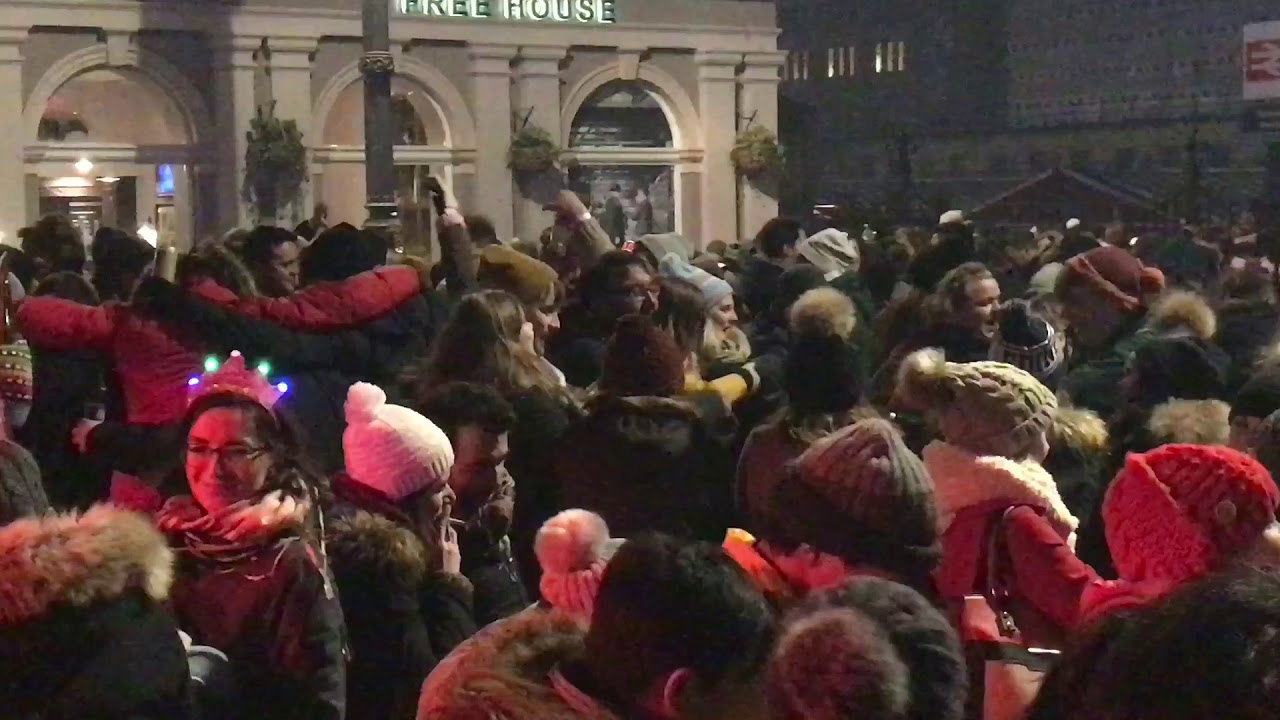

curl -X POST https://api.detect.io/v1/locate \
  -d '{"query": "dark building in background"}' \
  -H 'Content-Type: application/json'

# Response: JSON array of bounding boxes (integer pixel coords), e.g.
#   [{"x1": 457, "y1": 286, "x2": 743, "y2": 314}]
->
[
  {"x1": 779, "y1": 0, "x2": 1280, "y2": 224},
  {"x1": 777, "y1": 0, "x2": 1010, "y2": 216}
]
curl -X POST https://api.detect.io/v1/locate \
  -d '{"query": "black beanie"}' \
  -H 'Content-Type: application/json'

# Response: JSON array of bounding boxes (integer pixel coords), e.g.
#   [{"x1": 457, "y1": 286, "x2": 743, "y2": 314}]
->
[
  {"x1": 786, "y1": 335, "x2": 863, "y2": 414},
  {"x1": 301, "y1": 223, "x2": 388, "y2": 285},
  {"x1": 1131, "y1": 336, "x2": 1229, "y2": 407}
]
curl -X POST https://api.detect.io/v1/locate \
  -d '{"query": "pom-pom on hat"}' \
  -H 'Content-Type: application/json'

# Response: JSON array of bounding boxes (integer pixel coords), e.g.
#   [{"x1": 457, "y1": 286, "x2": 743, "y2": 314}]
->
[
  {"x1": 785, "y1": 288, "x2": 863, "y2": 415},
  {"x1": 536, "y1": 509, "x2": 622, "y2": 621},
  {"x1": 0, "y1": 341, "x2": 32, "y2": 403},
  {"x1": 1059, "y1": 246, "x2": 1165, "y2": 312},
  {"x1": 658, "y1": 252, "x2": 733, "y2": 310},
  {"x1": 895, "y1": 349, "x2": 1058, "y2": 457},
  {"x1": 599, "y1": 314, "x2": 686, "y2": 398},
  {"x1": 343, "y1": 383, "x2": 454, "y2": 502},
  {"x1": 1103, "y1": 444, "x2": 1279, "y2": 587}
]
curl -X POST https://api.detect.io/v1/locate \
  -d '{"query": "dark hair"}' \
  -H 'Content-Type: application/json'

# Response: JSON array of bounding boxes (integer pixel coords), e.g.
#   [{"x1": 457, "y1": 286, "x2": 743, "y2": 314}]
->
[
  {"x1": 19, "y1": 215, "x2": 86, "y2": 277},
  {"x1": 300, "y1": 223, "x2": 386, "y2": 285},
  {"x1": 769, "y1": 578, "x2": 966, "y2": 720},
  {"x1": 417, "y1": 381, "x2": 517, "y2": 439},
  {"x1": 90, "y1": 228, "x2": 156, "y2": 302},
  {"x1": 921, "y1": 262, "x2": 993, "y2": 325},
  {"x1": 465, "y1": 215, "x2": 500, "y2": 247},
  {"x1": 755, "y1": 217, "x2": 804, "y2": 260},
  {"x1": 240, "y1": 226, "x2": 298, "y2": 268},
  {"x1": 1027, "y1": 567, "x2": 1280, "y2": 720},
  {"x1": 183, "y1": 392, "x2": 328, "y2": 513},
  {"x1": 578, "y1": 251, "x2": 653, "y2": 310},
  {"x1": 654, "y1": 276, "x2": 706, "y2": 357},
  {"x1": 177, "y1": 244, "x2": 258, "y2": 297},
  {"x1": 585, "y1": 534, "x2": 775, "y2": 707},
  {"x1": 33, "y1": 270, "x2": 99, "y2": 305}
]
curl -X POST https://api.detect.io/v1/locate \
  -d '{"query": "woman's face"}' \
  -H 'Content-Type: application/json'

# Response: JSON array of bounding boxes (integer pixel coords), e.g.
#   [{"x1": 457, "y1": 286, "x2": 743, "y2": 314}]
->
[
  {"x1": 185, "y1": 407, "x2": 273, "y2": 514},
  {"x1": 708, "y1": 296, "x2": 738, "y2": 333},
  {"x1": 1060, "y1": 283, "x2": 1120, "y2": 349},
  {"x1": 959, "y1": 277, "x2": 1001, "y2": 338}
]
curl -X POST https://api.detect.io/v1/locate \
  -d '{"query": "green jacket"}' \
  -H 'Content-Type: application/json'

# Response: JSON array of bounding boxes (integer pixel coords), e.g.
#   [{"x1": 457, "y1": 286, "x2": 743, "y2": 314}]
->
[{"x1": 1061, "y1": 324, "x2": 1154, "y2": 418}]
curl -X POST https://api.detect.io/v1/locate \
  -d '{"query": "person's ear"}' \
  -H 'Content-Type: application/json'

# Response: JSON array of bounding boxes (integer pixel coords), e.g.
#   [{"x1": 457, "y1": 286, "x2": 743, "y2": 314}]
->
[{"x1": 654, "y1": 668, "x2": 693, "y2": 720}]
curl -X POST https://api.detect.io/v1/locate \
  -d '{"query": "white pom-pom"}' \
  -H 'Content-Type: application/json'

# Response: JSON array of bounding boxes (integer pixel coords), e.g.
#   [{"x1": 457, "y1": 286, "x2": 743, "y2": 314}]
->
[
  {"x1": 345, "y1": 382, "x2": 387, "y2": 425},
  {"x1": 535, "y1": 509, "x2": 609, "y2": 574}
]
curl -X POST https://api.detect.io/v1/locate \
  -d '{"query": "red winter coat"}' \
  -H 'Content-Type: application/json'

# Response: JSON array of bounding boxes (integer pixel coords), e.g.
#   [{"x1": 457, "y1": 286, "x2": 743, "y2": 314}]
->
[
  {"x1": 934, "y1": 501, "x2": 1099, "y2": 632},
  {"x1": 18, "y1": 266, "x2": 422, "y2": 425}
]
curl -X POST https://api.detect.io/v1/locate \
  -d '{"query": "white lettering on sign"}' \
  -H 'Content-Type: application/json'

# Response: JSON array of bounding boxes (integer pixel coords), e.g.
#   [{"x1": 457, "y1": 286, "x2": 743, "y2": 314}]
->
[{"x1": 398, "y1": 0, "x2": 616, "y2": 23}]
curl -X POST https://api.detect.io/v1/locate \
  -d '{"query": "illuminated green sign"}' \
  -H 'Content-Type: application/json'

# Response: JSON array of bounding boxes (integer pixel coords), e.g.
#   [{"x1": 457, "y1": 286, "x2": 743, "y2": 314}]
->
[{"x1": 397, "y1": 0, "x2": 618, "y2": 24}]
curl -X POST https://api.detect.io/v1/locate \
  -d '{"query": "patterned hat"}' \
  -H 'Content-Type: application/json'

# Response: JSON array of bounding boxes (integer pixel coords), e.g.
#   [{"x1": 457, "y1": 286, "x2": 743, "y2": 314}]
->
[{"x1": 0, "y1": 341, "x2": 32, "y2": 403}]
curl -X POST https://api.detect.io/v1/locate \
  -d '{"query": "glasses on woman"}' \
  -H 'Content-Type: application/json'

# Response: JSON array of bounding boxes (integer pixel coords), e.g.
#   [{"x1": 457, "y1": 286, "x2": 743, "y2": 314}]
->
[{"x1": 186, "y1": 444, "x2": 268, "y2": 466}]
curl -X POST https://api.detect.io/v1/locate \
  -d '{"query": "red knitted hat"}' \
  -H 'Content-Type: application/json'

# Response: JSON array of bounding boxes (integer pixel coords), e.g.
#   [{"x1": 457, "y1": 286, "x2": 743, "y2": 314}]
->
[
  {"x1": 1061, "y1": 246, "x2": 1165, "y2": 311},
  {"x1": 1103, "y1": 444, "x2": 1279, "y2": 586}
]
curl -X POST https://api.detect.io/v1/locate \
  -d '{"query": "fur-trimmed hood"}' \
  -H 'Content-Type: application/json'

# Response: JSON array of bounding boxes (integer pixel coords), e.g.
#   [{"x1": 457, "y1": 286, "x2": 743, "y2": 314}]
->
[
  {"x1": 582, "y1": 394, "x2": 713, "y2": 455},
  {"x1": 1049, "y1": 406, "x2": 1109, "y2": 456},
  {"x1": 922, "y1": 441, "x2": 1078, "y2": 547},
  {"x1": 327, "y1": 508, "x2": 428, "y2": 589},
  {"x1": 1145, "y1": 290, "x2": 1216, "y2": 341},
  {"x1": 0, "y1": 506, "x2": 173, "y2": 625},
  {"x1": 424, "y1": 608, "x2": 619, "y2": 720},
  {"x1": 1147, "y1": 399, "x2": 1231, "y2": 446}
]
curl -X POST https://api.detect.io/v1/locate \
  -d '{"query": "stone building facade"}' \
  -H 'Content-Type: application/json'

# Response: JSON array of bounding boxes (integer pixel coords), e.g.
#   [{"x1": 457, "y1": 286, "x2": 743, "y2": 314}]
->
[{"x1": 0, "y1": 0, "x2": 781, "y2": 252}]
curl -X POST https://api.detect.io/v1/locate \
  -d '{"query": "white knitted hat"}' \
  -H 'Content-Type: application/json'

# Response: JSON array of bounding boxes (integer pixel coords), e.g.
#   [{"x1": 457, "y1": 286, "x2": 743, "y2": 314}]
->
[
  {"x1": 536, "y1": 509, "x2": 621, "y2": 622},
  {"x1": 343, "y1": 383, "x2": 454, "y2": 501}
]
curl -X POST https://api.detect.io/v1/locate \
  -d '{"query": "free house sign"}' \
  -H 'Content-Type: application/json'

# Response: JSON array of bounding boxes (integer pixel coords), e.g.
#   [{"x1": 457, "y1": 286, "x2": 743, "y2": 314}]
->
[{"x1": 398, "y1": 0, "x2": 618, "y2": 24}]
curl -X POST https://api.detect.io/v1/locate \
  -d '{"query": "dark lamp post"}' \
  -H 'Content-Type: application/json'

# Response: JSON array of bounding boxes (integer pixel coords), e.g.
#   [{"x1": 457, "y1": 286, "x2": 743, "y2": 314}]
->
[{"x1": 361, "y1": 0, "x2": 399, "y2": 242}]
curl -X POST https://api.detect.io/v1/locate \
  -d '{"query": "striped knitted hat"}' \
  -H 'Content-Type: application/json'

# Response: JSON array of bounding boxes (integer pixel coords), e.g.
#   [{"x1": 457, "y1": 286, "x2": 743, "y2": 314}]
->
[
  {"x1": 895, "y1": 348, "x2": 1058, "y2": 457},
  {"x1": 0, "y1": 341, "x2": 32, "y2": 403}
]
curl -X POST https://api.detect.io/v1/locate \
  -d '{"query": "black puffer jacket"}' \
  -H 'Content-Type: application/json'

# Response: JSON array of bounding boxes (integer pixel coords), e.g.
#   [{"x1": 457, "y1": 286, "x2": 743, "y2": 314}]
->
[
  {"x1": 327, "y1": 497, "x2": 476, "y2": 720},
  {"x1": 554, "y1": 393, "x2": 736, "y2": 541}
]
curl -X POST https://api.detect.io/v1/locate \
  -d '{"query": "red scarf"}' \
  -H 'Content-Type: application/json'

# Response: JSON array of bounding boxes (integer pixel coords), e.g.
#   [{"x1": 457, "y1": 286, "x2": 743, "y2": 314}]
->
[{"x1": 156, "y1": 493, "x2": 307, "y2": 564}]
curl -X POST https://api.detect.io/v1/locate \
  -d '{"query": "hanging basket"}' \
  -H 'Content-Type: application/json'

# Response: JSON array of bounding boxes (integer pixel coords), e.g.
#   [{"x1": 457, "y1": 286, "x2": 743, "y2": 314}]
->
[
  {"x1": 731, "y1": 126, "x2": 784, "y2": 177},
  {"x1": 507, "y1": 125, "x2": 561, "y2": 174},
  {"x1": 241, "y1": 103, "x2": 308, "y2": 223}
]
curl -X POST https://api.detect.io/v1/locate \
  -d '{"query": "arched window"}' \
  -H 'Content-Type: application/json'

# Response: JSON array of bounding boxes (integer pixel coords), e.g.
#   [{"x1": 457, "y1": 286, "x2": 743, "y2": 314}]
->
[{"x1": 569, "y1": 80, "x2": 673, "y2": 149}]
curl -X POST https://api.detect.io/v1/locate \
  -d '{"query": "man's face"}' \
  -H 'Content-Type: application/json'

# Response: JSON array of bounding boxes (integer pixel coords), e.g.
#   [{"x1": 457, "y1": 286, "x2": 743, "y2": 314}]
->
[
  {"x1": 270, "y1": 241, "x2": 301, "y2": 294},
  {"x1": 960, "y1": 276, "x2": 1001, "y2": 338},
  {"x1": 606, "y1": 265, "x2": 658, "y2": 318},
  {"x1": 449, "y1": 426, "x2": 509, "y2": 502}
]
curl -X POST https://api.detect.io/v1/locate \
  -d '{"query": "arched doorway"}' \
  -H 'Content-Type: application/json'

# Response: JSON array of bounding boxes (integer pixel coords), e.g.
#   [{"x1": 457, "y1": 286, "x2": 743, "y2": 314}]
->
[
  {"x1": 567, "y1": 79, "x2": 678, "y2": 244},
  {"x1": 26, "y1": 58, "x2": 204, "y2": 249},
  {"x1": 316, "y1": 72, "x2": 459, "y2": 256}
]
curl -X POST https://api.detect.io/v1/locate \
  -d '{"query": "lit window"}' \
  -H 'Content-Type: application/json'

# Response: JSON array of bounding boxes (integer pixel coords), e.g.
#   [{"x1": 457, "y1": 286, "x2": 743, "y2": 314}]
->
[
  {"x1": 828, "y1": 48, "x2": 836, "y2": 78},
  {"x1": 846, "y1": 46, "x2": 856, "y2": 76},
  {"x1": 875, "y1": 43, "x2": 883, "y2": 73},
  {"x1": 896, "y1": 42, "x2": 906, "y2": 72}
]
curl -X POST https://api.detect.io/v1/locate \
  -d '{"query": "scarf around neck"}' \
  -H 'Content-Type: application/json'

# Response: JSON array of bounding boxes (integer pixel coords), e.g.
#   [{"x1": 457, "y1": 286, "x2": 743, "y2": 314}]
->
[
  {"x1": 922, "y1": 440, "x2": 1079, "y2": 548},
  {"x1": 156, "y1": 492, "x2": 308, "y2": 564}
]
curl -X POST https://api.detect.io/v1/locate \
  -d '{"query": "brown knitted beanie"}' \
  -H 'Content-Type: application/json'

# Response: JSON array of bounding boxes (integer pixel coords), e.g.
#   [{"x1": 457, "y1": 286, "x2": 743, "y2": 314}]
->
[
  {"x1": 478, "y1": 245, "x2": 559, "y2": 308},
  {"x1": 599, "y1": 314, "x2": 686, "y2": 398},
  {"x1": 895, "y1": 349, "x2": 1058, "y2": 457},
  {"x1": 771, "y1": 420, "x2": 939, "y2": 576}
]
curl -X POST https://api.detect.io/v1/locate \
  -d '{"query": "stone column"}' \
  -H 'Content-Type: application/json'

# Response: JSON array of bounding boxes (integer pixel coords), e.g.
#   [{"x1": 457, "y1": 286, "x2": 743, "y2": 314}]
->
[
  {"x1": 696, "y1": 52, "x2": 741, "y2": 248},
  {"x1": 268, "y1": 38, "x2": 317, "y2": 226},
  {"x1": 171, "y1": 163, "x2": 194, "y2": 251},
  {"x1": 469, "y1": 44, "x2": 516, "y2": 240},
  {"x1": 0, "y1": 30, "x2": 27, "y2": 241},
  {"x1": 513, "y1": 46, "x2": 565, "y2": 242},
  {"x1": 738, "y1": 52, "x2": 784, "y2": 239},
  {"x1": 213, "y1": 37, "x2": 263, "y2": 229}
]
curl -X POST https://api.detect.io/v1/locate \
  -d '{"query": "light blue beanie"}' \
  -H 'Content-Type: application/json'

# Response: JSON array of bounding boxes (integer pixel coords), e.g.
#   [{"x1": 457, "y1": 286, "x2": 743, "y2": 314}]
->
[{"x1": 658, "y1": 253, "x2": 733, "y2": 310}]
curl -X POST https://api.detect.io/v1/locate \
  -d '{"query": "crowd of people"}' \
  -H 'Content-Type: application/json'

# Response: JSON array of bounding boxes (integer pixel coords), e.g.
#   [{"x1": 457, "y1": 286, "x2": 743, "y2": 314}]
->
[{"x1": 1, "y1": 184, "x2": 1279, "y2": 720}]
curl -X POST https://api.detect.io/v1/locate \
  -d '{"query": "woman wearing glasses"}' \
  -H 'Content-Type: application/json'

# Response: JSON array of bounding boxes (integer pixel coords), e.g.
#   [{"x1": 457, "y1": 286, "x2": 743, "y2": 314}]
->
[{"x1": 158, "y1": 357, "x2": 347, "y2": 720}]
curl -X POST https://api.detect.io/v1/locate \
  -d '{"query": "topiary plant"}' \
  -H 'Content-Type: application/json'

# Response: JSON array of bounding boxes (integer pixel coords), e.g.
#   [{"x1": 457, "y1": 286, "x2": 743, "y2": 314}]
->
[
  {"x1": 242, "y1": 102, "x2": 308, "y2": 224},
  {"x1": 731, "y1": 125, "x2": 785, "y2": 178}
]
